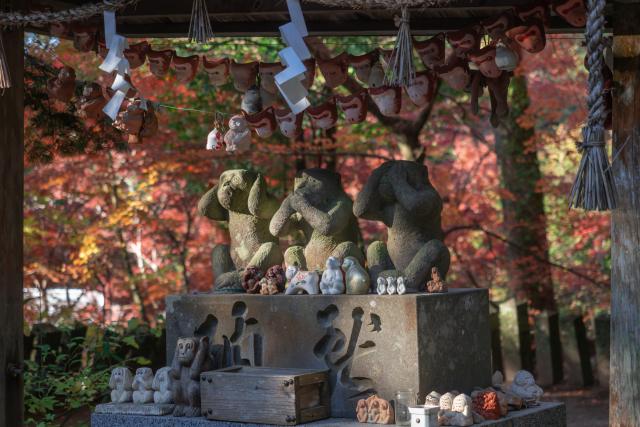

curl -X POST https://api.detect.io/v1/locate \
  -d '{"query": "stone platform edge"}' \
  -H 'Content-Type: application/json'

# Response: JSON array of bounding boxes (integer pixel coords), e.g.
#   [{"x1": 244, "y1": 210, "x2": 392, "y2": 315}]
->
[{"x1": 91, "y1": 401, "x2": 566, "y2": 427}]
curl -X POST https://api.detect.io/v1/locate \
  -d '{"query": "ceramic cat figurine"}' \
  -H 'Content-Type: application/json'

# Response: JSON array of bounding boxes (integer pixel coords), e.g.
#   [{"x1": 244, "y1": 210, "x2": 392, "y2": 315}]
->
[{"x1": 285, "y1": 264, "x2": 320, "y2": 295}]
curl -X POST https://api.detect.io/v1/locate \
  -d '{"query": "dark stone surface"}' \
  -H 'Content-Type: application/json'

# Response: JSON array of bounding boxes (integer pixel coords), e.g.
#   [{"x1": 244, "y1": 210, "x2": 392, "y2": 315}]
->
[
  {"x1": 91, "y1": 402, "x2": 566, "y2": 426},
  {"x1": 166, "y1": 289, "x2": 492, "y2": 418}
]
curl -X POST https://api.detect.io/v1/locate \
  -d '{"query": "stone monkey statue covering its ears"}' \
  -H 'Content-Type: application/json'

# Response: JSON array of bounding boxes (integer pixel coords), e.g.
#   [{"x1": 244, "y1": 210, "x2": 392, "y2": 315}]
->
[
  {"x1": 270, "y1": 169, "x2": 364, "y2": 271},
  {"x1": 353, "y1": 160, "x2": 450, "y2": 292},
  {"x1": 198, "y1": 169, "x2": 283, "y2": 292}
]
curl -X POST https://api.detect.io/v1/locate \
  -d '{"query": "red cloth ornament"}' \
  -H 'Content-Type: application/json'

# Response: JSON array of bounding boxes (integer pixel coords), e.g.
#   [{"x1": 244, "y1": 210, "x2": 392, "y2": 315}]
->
[
  {"x1": 230, "y1": 60, "x2": 258, "y2": 92},
  {"x1": 124, "y1": 41, "x2": 149, "y2": 70},
  {"x1": 275, "y1": 108, "x2": 303, "y2": 139},
  {"x1": 259, "y1": 62, "x2": 285, "y2": 94},
  {"x1": 72, "y1": 24, "x2": 96, "y2": 52},
  {"x1": 306, "y1": 99, "x2": 339, "y2": 129},
  {"x1": 244, "y1": 107, "x2": 277, "y2": 138},
  {"x1": 553, "y1": 0, "x2": 587, "y2": 27},
  {"x1": 413, "y1": 33, "x2": 446, "y2": 69},
  {"x1": 472, "y1": 391, "x2": 502, "y2": 421},
  {"x1": 348, "y1": 51, "x2": 379, "y2": 83},
  {"x1": 435, "y1": 59, "x2": 471, "y2": 91},
  {"x1": 318, "y1": 52, "x2": 348, "y2": 89},
  {"x1": 506, "y1": 19, "x2": 546, "y2": 54},
  {"x1": 77, "y1": 83, "x2": 107, "y2": 120},
  {"x1": 405, "y1": 70, "x2": 437, "y2": 107},
  {"x1": 172, "y1": 55, "x2": 199, "y2": 83},
  {"x1": 202, "y1": 57, "x2": 230, "y2": 86},
  {"x1": 47, "y1": 66, "x2": 76, "y2": 103},
  {"x1": 369, "y1": 86, "x2": 402, "y2": 116},
  {"x1": 469, "y1": 46, "x2": 503, "y2": 79},
  {"x1": 336, "y1": 91, "x2": 368, "y2": 124},
  {"x1": 302, "y1": 58, "x2": 317, "y2": 90},
  {"x1": 482, "y1": 13, "x2": 515, "y2": 41},
  {"x1": 447, "y1": 26, "x2": 481, "y2": 58},
  {"x1": 147, "y1": 48, "x2": 174, "y2": 78}
]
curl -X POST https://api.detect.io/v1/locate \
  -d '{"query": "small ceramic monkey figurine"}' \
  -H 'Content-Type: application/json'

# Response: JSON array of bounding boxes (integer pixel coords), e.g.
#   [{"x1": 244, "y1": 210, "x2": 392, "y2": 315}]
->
[
  {"x1": 223, "y1": 115, "x2": 252, "y2": 153},
  {"x1": 170, "y1": 336, "x2": 212, "y2": 417},
  {"x1": 376, "y1": 277, "x2": 387, "y2": 295},
  {"x1": 152, "y1": 367, "x2": 175, "y2": 404},
  {"x1": 320, "y1": 256, "x2": 345, "y2": 295},
  {"x1": 426, "y1": 266, "x2": 448, "y2": 293},
  {"x1": 132, "y1": 367, "x2": 154, "y2": 404},
  {"x1": 109, "y1": 367, "x2": 134, "y2": 403},
  {"x1": 386, "y1": 276, "x2": 397, "y2": 295}
]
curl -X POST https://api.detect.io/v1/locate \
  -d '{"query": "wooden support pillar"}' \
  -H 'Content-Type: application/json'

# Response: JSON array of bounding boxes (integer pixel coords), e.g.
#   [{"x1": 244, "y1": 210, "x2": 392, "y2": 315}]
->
[
  {"x1": 611, "y1": 2, "x2": 640, "y2": 425},
  {"x1": 0, "y1": 23, "x2": 24, "y2": 427}
]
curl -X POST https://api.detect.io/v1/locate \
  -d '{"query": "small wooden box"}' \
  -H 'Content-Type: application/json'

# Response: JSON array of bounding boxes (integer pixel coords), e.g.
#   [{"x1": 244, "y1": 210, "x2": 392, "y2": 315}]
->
[{"x1": 200, "y1": 366, "x2": 330, "y2": 425}]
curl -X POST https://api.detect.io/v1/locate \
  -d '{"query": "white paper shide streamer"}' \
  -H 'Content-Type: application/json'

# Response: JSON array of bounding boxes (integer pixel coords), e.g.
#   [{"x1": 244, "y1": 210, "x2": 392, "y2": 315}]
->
[
  {"x1": 100, "y1": 10, "x2": 133, "y2": 120},
  {"x1": 275, "y1": 0, "x2": 311, "y2": 114}
]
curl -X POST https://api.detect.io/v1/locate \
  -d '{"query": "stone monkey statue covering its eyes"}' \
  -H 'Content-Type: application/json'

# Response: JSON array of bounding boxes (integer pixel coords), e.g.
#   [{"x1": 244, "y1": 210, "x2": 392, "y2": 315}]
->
[
  {"x1": 170, "y1": 336, "x2": 212, "y2": 417},
  {"x1": 353, "y1": 161, "x2": 450, "y2": 292},
  {"x1": 198, "y1": 169, "x2": 284, "y2": 292},
  {"x1": 269, "y1": 169, "x2": 364, "y2": 271}
]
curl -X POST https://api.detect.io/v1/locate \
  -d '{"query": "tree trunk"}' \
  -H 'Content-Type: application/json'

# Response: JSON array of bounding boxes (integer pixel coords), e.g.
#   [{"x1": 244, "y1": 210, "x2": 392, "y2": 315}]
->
[
  {"x1": 610, "y1": 5, "x2": 640, "y2": 424},
  {"x1": 493, "y1": 75, "x2": 557, "y2": 312}
]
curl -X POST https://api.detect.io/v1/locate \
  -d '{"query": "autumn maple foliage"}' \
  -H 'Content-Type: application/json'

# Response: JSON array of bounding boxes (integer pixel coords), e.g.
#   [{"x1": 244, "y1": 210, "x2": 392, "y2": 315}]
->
[{"x1": 23, "y1": 35, "x2": 610, "y2": 325}]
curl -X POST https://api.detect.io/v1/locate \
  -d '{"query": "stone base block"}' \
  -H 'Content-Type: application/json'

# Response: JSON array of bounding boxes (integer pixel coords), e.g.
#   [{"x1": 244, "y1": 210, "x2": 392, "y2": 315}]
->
[
  {"x1": 166, "y1": 289, "x2": 492, "y2": 418},
  {"x1": 91, "y1": 402, "x2": 566, "y2": 427},
  {"x1": 95, "y1": 403, "x2": 175, "y2": 416}
]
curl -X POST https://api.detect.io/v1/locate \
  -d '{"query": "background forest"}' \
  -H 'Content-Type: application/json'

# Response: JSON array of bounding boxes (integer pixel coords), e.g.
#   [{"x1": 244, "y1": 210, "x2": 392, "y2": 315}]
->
[{"x1": 21, "y1": 33, "x2": 610, "y2": 425}]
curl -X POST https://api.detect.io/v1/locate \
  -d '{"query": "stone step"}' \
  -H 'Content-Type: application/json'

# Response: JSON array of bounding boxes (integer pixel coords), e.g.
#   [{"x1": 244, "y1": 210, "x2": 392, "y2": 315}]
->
[{"x1": 91, "y1": 401, "x2": 566, "y2": 427}]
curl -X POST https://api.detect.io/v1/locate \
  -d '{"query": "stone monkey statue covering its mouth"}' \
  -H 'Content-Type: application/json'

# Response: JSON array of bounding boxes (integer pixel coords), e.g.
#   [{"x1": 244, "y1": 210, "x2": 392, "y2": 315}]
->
[
  {"x1": 269, "y1": 168, "x2": 364, "y2": 271},
  {"x1": 198, "y1": 169, "x2": 283, "y2": 293},
  {"x1": 353, "y1": 160, "x2": 450, "y2": 292}
]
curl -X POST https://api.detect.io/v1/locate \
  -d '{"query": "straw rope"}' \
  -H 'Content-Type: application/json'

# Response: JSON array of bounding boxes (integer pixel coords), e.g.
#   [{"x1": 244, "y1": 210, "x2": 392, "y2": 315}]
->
[
  {"x1": 0, "y1": 0, "x2": 139, "y2": 27},
  {"x1": 568, "y1": 0, "x2": 616, "y2": 210}
]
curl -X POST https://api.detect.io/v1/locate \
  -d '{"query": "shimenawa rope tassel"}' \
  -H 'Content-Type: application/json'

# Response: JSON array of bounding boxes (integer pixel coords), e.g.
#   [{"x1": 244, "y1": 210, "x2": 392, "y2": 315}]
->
[
  {"x1": 384, "y1": 6, "x2": 415, "y2": 87},
  {"x1": 568, "y1": 0, "x2": 616, "y2": 211},
  {"x1": 0, "y1": 31, "x2": 10, "y2": 90},
  {"x1": 188, "y1": 0, "x2": 214, "y2": 44}
]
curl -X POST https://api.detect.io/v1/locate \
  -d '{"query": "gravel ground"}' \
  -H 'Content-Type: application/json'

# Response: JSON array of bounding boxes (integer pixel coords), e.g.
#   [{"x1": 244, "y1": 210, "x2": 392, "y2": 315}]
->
[{"x1": 543, "y1": 385, "x2": 609, "y2": 427}]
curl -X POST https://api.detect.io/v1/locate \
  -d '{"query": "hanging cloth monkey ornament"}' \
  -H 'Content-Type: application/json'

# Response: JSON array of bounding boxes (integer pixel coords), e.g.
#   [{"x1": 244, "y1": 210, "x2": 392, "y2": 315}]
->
[{"x1": 206, "y1": 113, "x2": 225, "y2": 151}]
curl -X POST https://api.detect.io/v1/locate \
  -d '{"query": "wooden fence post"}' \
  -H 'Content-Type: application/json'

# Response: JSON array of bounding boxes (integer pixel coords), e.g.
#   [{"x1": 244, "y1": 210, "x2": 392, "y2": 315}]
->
[
  {"x1": 611, "y1": 2, "x2": 640, "y2": 425},
  {"x1": 0, "y1": 21, "x2": 24, "y2": 427}
]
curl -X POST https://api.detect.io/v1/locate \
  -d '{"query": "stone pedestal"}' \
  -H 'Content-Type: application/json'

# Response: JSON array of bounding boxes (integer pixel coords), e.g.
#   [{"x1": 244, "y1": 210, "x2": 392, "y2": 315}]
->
[{"x1": 166, "y1": 289, "x2": 491, "y2": 418}]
